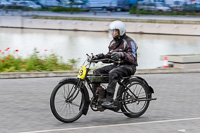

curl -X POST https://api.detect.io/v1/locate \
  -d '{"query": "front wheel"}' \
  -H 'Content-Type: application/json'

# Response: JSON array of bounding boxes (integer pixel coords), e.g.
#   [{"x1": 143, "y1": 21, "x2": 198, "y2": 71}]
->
[
  {"x1": 120, "y1": 78, "x2": 151, "y2": 118},
  {"x1": 50, "y1": 79, "x2": 86, "y2": 123}
]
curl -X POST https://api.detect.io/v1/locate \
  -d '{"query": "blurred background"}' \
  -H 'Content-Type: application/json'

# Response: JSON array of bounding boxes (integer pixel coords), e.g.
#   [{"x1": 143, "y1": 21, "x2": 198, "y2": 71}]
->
[
  {"x1": 1, "y1": 0, "x2": 200, "y2": 71},
  {"x1": 1, "y1": 1, "x2": 200, "y2": 133},
  {"x1": 1, "y1": 0, "x2": 200, "y2": 14}
]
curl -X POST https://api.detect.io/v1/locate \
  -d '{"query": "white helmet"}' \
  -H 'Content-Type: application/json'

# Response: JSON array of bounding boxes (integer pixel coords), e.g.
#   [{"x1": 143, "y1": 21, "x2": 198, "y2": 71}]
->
[{"x1": 109, "y1": 20, "x2": 126, "y2": 36}]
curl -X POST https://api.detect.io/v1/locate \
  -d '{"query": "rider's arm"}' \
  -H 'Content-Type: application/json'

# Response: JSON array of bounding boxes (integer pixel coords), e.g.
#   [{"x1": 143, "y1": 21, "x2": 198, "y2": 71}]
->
[{"x1": 123, "y1": 41, "x2": 138, "y2": 65}]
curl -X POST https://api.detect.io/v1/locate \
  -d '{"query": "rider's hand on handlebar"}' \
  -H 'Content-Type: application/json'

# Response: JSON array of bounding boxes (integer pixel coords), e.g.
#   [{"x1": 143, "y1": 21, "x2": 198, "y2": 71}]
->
[
  {"x1": 92, "y1": 53, "x2": 104, "y2": 60},
  {"x1": 92, "y1": 55, "x2": 98, "y2": 60},
  {"x1": 111, "y1": 52, "x2": 124, "y2": 61}
]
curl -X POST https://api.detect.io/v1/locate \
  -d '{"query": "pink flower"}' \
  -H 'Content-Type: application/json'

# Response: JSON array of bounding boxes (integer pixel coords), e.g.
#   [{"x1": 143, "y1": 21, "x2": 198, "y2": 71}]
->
[
  {"x1": 44, "y1": 49, "x2": 47, "y2": 51},
  {"x1": 2, "y1": 52, "x2": 4, "y2": 54},
  {"x1": 0, "y1": 50, "x2": 1, "y2": 52}
]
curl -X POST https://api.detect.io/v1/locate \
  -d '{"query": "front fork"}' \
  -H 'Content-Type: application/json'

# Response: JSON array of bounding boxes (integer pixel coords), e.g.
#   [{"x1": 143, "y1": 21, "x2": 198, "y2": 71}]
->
[{"x1": 76, "y1": 78, "x2": 83, "y2": 88}]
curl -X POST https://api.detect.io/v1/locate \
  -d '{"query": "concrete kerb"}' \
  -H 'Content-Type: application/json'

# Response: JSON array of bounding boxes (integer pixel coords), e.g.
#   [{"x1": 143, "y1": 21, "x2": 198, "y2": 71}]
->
[{"x1": 1, "y1": 68, "x2": 200, "y2": 79}]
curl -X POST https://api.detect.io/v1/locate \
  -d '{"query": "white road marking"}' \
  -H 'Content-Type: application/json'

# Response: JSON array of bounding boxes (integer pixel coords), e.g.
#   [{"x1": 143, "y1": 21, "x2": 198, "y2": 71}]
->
[
  {"x1": 178, "y1": 129, "x2": 186, "y2": 132},
  {"x1": 19, "y1": 117, "x2": 200, "y2": 133}
]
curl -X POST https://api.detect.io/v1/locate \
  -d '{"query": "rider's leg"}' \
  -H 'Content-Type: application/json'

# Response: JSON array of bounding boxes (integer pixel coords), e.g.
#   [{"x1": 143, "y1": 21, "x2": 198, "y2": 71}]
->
[
  {"x1": 101, "y1": 72, "x2": 118, "y2": 108},
  {"x1": 93, "y1": 65, "x2": 115, "y2": 75},
  {"x1": 92, "y1": 65, "x2": 115, "y2": 93},
  {"x1": 102, "y1": 65, "x2": 136, "y2": 108}
]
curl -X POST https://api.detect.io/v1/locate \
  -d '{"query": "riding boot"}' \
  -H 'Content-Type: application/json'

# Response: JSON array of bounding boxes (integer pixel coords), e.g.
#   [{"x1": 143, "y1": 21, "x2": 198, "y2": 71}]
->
[{"x1": 101, "y1": 92, "x2": 116, "y2": 108}]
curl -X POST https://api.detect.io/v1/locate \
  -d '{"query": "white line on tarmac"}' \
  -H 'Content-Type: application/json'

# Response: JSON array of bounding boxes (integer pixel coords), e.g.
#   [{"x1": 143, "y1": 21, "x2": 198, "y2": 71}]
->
[{"x1": 19, "y1": 117, "x2": 200, "y2": 133}]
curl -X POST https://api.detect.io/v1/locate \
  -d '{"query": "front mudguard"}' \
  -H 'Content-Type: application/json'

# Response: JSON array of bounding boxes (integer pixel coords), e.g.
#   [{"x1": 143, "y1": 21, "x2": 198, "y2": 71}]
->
[{"x1": 59, "y1": 78, "x2": 90, "y2": 115}]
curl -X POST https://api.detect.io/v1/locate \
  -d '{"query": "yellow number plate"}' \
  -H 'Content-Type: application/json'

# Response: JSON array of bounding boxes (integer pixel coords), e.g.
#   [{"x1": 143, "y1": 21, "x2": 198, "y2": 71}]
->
[{"x1": 77, "y1": 66, "x2": 87, "y2": 79}]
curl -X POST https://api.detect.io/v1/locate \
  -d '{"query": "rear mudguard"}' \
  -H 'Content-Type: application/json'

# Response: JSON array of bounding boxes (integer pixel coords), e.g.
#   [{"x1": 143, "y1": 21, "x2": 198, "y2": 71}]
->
[
  {"x1": 133, "y1": 76, "x2": 154, "y2": 94},
  {"x1": 121, "y1": 76, "x2": 154, "y2": 94},
  {"x1": 59, "y1": 78, "x2": 90, "y2": 116}
]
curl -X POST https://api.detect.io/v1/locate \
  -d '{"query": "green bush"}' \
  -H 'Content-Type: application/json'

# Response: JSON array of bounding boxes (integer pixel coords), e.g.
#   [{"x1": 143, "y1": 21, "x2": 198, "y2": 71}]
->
[
  {"x1": 49, "y1": 6, "x2": 83, "y2": 12},
  {"x1": 0, "y1": 48, "x2": 76, "y2": 72},
  {"x1": 3, "y1": 5, "x2": 28, "y2": 10},
  {"x1": 129, "y1": 7, "x2": 137, "y2": 14},
  {"x1": 129, "y1": 7, "x2": 155, "y2": 15},
  {"x1": 129, "y1": 6, "x2": 198, "y2": 16}
]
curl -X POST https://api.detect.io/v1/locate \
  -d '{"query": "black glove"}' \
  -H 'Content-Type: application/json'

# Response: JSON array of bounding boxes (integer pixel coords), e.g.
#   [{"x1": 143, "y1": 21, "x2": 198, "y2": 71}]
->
[
  {"x1": 92, "y1": 53, "x2": 104, "y2": 60},
  {"x1": 111, "y1": 52, "x2": 124, "y2": 61}
]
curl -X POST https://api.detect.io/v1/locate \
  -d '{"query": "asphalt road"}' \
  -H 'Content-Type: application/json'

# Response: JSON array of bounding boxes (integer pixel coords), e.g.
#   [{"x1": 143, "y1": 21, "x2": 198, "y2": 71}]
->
[{"x1": 0, "y1": 73, "x2": 200, "y2": 133}]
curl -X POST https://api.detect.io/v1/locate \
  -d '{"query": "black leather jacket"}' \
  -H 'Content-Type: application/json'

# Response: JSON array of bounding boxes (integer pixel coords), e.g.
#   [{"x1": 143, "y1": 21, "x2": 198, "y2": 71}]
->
[{"x1": 104, "y1": 34, "x2": 138, "y2": 66}]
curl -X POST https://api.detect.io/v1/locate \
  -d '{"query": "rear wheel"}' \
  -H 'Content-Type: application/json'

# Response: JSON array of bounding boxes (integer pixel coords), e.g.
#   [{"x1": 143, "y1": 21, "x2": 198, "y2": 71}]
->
[
  {"x1": 120, "y1": 78, "x2": 151, "y2": 118},
  {"x1": 50, "y1": 79, "x2": 85, "y2": 123}
]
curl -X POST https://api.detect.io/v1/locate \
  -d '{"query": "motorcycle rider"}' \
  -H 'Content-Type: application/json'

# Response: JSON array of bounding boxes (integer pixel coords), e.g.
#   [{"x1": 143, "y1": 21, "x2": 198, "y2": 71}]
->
[{"x1": 92, "y1": 20, "x2": 138, "y2": 109}]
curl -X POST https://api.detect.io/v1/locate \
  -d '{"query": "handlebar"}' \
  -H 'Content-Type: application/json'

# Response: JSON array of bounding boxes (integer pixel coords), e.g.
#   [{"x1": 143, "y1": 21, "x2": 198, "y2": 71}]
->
[
  {"x1": 90, "y1": 58, "x2": 114, "y2": 63},
  {"x1": 86, "y1": 54, "x2": 123, "y2": 64}
]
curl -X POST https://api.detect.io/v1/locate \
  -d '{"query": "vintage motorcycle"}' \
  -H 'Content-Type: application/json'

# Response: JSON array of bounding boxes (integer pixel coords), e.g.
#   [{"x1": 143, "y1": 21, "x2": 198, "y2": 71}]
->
[{"x1": 50, "y1": 54, "x2": 156, "y2": 123}]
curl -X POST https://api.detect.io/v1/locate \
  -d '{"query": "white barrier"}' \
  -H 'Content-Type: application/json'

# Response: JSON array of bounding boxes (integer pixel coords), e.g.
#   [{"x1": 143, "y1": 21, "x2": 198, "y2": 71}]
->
[{"x1": 1, "y1": 16, "x2": 200, "y2": 36}]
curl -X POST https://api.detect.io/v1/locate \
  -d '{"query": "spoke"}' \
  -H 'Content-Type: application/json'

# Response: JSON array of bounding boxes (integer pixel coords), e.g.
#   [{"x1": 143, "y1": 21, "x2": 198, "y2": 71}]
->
[
  {"x1": 126, "y1": 84, "x2": 138, "y2": 99},
  {"x1": 138, "y1": 94, "x2": 146, "y2": 98},
  {"x1": 68, "y1": 101, "x2": 76, "y2": 114},
  {"x1": 127, "y1": 88, "x2": 135, "y2": 97},
  {"x1": 59, "y1": 102, "x2": 67, "y2": 113},
  {"x1": 136, "y1": 87, "x2": 143, "y2": 97},
  {"x1": 55, "y1": 100, "x2": 65, "y2": 104},
  {"x1": 66, "y1": 84, "x2": 70, "y2": 99},
  {"x1": 67, "y1": 84, "x2": 74, "y2": 99},
  {"x1": 70, "y1": 102, "x2": 79, "y2": 107},
  {"x1": 64, "y1": 103, "x2": 69, "y2": 117},
  {"x1": 134, "y1": 84, "x2": 137, "y2": 92},
  {"x1": 71, "y1": 103, "x2": 76, "y2": 114},
  {"x1": 61, "y1": 85, "x2": 67, "y2": 99},
  {"x1": 67, "y1": 85, "x2": 78, "y2": 101},
  {"x1": 69, "y1": 90, "x2": 80, "y2": 102}
]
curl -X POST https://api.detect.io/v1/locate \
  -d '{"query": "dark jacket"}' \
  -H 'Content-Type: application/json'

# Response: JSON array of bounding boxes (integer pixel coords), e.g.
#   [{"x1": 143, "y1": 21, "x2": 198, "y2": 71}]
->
[{"x1": 104, "y1": 34, "x2": 138, "y2": 66}]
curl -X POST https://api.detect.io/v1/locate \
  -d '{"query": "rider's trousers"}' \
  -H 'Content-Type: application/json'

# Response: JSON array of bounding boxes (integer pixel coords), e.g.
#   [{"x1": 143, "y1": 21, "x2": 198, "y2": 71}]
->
[{"x1": 93, "y1": 64, "x2": 136, "y2": 94}]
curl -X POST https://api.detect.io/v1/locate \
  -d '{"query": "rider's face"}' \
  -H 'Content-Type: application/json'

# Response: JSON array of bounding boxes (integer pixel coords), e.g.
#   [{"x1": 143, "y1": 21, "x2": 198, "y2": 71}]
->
[{"x1": 109, "y1": 29, "x2": 119, "y2": 38}]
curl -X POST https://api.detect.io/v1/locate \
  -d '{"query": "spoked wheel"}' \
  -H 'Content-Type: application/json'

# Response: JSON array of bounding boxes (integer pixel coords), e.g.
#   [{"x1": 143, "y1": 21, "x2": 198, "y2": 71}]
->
[
  {"x1": 121, "y1": 78, "x2": 151, "y2": 118},
  {"x1": 50, "y1": 79, "x2": 85, "y2": 123}
]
